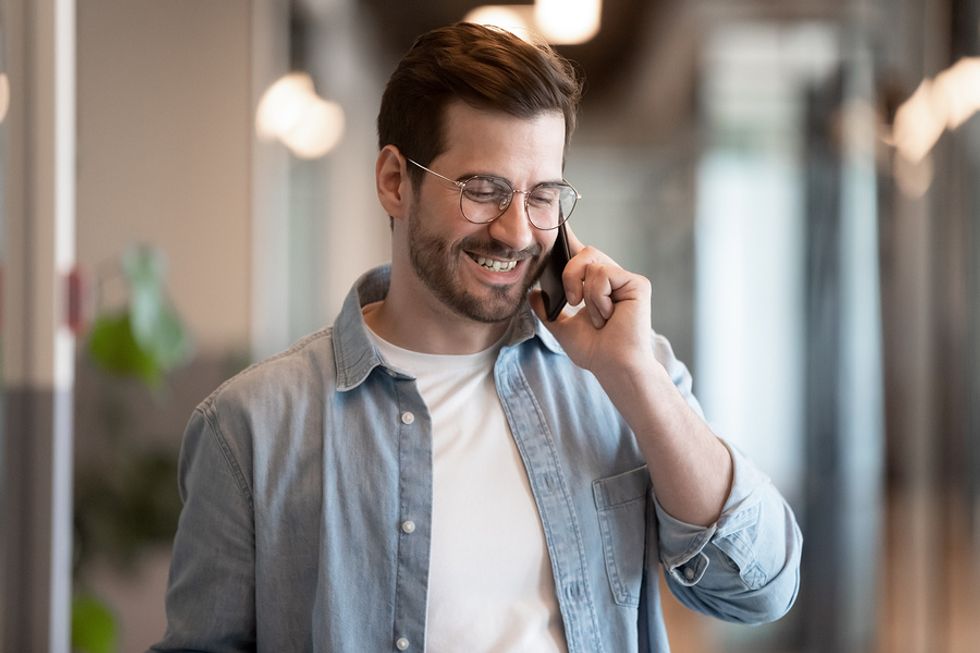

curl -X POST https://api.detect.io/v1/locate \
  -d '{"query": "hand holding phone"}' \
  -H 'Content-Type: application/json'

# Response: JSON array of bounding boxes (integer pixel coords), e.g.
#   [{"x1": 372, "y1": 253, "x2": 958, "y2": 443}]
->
[{"x1": 539, "y1": 223, "x2": 571, "y2": 321}]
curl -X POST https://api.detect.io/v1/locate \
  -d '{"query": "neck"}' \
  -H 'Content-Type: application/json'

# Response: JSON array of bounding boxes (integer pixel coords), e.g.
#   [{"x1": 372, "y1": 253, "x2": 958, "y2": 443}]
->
[{"x1": 364, "y1": 271, "x2": 512, "y2": 355}]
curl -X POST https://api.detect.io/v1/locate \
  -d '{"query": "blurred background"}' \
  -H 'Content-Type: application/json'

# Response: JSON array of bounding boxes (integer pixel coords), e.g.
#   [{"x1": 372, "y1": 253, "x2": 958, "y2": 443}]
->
[{"x1": 1, "y1": 0, "x2": 978, "y2": 651}]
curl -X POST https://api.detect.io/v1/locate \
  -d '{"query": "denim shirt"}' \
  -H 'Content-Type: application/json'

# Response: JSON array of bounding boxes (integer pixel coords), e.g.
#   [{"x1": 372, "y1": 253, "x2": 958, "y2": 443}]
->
[{"x1": 152, "y1": 265, "x2": 802, "y2": 653}]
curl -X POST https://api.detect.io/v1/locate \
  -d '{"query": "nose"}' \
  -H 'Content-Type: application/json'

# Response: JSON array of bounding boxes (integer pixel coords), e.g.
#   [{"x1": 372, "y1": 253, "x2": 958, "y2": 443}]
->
[{"x1": 487, "y1": 192, "x2": 535, "y2": 252}]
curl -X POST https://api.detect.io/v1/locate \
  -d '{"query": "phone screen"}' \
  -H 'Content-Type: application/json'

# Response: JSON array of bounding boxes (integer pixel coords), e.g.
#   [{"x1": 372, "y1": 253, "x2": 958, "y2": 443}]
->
[{"x1": 539, "y1": 223, "x2": 570, "y2": 321}]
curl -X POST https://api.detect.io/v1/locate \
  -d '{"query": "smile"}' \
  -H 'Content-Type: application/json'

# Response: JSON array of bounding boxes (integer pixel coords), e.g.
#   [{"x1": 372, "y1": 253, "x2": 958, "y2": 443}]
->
[{"x1": 468, "y1": 254, "x2": 518, "y2": 272}]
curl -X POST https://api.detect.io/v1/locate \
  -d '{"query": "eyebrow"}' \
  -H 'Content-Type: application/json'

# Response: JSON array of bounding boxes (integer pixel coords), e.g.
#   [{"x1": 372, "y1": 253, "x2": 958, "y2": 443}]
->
[{"x1": 454, "y1": 170, "x2": 567, "y2": 187}]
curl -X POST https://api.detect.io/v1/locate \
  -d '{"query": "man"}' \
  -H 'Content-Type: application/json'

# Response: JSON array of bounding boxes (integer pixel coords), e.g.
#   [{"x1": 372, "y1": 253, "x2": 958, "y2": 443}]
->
[{"x1": 152, "y1": 22, "x2": 801, "y2": 653}]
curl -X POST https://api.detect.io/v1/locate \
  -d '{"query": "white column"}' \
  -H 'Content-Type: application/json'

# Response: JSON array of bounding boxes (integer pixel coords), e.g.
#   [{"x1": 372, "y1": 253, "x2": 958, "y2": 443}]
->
[
  {"x1": 250, "y1": 0, "x2": 290, "y2": 360},
  {"x1": 1, "y1": 0, "x2": 76, "y2": 650},
  {"x1": 250, "y1": 0, "x2": 292, "y2": 360}
]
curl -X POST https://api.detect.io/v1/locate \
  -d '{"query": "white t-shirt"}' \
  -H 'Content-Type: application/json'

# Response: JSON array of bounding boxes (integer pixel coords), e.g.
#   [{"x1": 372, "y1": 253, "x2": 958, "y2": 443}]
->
[{"x1": 366, "y1": 324, "x2": 568, "y2": 653}]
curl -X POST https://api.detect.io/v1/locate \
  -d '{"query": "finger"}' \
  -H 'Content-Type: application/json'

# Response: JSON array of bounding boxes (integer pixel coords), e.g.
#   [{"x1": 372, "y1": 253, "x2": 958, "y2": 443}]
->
[
  {"x1": 582, "y1": 263, "x2": 647, "y2": 329},
  {"x1": 582, "y1": 263, "x2": 615, "y2": 322},
  {"x1": 563, "y1": 245, "x2": 619, "y2": 306},
  {"x1": 529, "y1": 289, "x2": 594, "y2": 343},
  {"x1": 528, "y1": 289, "x2": 576, "y2": 333},
  {"x1": 585, "y1": 296, "x2": 605, "y2": 329}
]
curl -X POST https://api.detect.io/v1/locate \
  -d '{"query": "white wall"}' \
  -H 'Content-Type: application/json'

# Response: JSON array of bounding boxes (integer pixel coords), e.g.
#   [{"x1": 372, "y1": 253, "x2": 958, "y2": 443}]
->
[
  {"x1": 77, "y1": 0, "x2": 252, "y2": 352},
  {"x1": 75, "y1": 3, "x2": 252, "y2": 650}
]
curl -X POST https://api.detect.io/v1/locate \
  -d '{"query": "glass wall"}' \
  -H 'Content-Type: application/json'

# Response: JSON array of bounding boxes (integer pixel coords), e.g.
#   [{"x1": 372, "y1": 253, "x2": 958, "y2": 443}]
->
[{"x1": 297, "y1": 1, "x2": 980, "y2": 650}]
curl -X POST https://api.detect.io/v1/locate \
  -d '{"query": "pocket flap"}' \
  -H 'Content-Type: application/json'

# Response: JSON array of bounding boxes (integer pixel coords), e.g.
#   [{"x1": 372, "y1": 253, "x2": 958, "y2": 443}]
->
[{"x1": 592, "y1": 464, "x2": 649, "y2": 510}]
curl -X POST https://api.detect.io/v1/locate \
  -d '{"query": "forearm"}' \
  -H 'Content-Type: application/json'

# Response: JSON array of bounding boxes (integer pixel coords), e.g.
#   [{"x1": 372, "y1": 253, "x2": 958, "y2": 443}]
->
[
  {"x1": 594, "y1": 353, "x2": 732, "y2": 527},
  {"x1": 530, "y1": 236, "x2": 733, "y2": 525}
]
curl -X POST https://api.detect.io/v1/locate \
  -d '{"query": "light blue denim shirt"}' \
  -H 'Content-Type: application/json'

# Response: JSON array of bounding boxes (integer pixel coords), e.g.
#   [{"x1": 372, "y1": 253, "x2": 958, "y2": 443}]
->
[{"x1": 152, "y1": 265, "x2": 802, "y2": 653}]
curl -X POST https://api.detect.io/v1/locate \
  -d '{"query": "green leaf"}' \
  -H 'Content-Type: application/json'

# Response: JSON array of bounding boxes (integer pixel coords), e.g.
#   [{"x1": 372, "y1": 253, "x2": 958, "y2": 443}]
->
[
  {"x1": 121, "y1": 245, "x2": 166, "y2": 291},
  {"x1": 145, "y1": 303, "x2": 192, "y2": 368},
  {"x1": 129, "y1": 280, "x2": 164, "y2": 346},
  {"x1": 87, "y1": 312, "x2": 163, "y2": 386},
  {"x1": 87, "y1": 245, "x2": 193, "y2": 385},
  {"x1": 72, "y1": 594, "x2": 118, "y2": 653}
]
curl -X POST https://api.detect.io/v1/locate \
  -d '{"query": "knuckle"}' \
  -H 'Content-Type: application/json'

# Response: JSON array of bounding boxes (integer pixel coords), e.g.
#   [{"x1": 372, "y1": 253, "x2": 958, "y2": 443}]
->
[{"x1": 584, "y1": 273, "x2": 603, "y2": 294}]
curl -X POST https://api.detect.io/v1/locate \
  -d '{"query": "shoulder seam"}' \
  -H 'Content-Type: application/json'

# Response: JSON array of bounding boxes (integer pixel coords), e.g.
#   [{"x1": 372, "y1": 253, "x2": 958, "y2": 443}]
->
[
  {"x1": 202, "y1": 327, "x2": 334, "y2": 405},
  {"x1": 196, "y1": 404, "x2": 255, "y2": 510}
]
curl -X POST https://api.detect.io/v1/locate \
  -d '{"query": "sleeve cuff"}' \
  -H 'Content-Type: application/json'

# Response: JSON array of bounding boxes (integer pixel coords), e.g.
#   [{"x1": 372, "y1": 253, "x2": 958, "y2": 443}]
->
[
  {"x1": 654, "y1": 492, "x2": 716, "y2": 586},
  {"x1": 654, "y1": 439, "x2": 770, "y2": 586}
]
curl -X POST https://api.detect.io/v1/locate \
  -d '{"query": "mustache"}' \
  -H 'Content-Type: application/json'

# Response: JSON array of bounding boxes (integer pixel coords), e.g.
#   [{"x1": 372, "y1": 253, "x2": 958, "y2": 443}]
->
[{"x1": 458, "y1": 235, "x2": 542, "y2": 260}]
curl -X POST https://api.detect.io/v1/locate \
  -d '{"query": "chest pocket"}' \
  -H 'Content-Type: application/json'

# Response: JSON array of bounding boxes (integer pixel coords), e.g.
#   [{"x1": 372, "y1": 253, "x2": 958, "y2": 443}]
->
[{"x1": 592, "y1": 465, "x2": 650, "y2": 608}]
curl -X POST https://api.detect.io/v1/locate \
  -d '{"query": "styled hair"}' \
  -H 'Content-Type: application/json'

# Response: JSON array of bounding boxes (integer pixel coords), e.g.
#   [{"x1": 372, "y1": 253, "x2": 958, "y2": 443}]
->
[{"x1": 377, "y1": 22, "x2": 584, "y2": 188}]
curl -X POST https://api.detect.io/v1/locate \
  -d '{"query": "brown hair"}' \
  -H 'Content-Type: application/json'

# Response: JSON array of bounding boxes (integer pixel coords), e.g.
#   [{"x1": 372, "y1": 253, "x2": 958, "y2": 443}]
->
[{"x1": 377, "y1": 22, "x2": 583, "y2": 188}]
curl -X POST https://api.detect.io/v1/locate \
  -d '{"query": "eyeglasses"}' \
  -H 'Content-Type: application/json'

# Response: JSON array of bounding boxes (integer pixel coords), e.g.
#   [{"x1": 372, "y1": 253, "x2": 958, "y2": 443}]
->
[{"x1": 407, "y1": 158, "x2": 581, "y2": 231}]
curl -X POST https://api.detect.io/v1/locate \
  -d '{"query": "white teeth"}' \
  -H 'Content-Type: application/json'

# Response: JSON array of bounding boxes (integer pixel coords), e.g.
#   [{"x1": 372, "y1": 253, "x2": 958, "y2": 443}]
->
[{"x1": 474, "y1": 255, "x2": 517, "y2": 272}]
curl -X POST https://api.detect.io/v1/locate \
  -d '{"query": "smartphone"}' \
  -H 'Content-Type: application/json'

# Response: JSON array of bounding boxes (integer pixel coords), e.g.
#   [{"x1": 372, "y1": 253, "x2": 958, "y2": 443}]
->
[{"x1": 539, "y1": 222, "x2": 571, "y2": 321}]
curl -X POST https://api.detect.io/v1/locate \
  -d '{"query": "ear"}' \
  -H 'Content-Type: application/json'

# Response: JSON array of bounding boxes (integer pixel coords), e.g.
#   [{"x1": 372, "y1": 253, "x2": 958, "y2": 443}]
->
[{"x1": 376, "y1": 145, "x2": 412, "y2": 221}]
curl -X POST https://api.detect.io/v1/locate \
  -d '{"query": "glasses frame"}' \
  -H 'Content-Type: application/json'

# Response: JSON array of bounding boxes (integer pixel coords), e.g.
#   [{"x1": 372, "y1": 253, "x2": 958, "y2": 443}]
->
[{"x1": 407, "y1": 158, "x2": 581, "y2": 231}]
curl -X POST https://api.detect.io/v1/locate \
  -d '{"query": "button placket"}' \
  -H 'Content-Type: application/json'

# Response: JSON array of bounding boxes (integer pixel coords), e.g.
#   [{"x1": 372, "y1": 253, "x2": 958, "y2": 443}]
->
[{"x1": 391, "y1": 391, "x2": 429, "y2": 653}]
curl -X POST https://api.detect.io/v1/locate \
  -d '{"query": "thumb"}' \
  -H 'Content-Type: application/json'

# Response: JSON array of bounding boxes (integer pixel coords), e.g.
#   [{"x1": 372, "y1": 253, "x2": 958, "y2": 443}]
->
[
  {"x1": 528, "y1": 289, "x2": 578, "y2": 339},
  {"x1": 528, "y1": 290, "x2": 569, "y2": 334}
]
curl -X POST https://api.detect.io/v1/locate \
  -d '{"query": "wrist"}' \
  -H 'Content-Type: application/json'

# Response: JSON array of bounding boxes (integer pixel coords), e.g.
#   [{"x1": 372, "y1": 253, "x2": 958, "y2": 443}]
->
[{"x1": 593, "y1": 349, "x2": 670, "y2": 397}]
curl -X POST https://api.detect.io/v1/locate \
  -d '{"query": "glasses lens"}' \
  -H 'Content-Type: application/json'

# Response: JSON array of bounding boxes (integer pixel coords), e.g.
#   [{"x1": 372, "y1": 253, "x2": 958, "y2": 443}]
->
[
  {"x1": 460, "y1": 177, "x2": 512, "y2": 223},
  {"x1": 458, "y1": 176, "x2": 579, "y2": 229},
  {"x1": 527, "y1": 184, "x2": 577, "y2": 230}
]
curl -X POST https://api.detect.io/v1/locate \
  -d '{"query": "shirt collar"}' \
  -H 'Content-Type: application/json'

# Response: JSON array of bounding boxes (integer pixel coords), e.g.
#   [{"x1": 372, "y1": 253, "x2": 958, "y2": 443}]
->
[
  {"x1": 332, "y1": 266, "x2": 399, "y2": 391},
  {"x1": 505, "y1": 298, "x2": 564, "y2": 355},
  {"x1": 332, "y1": 265, "x2": 564, "y2": 390}
]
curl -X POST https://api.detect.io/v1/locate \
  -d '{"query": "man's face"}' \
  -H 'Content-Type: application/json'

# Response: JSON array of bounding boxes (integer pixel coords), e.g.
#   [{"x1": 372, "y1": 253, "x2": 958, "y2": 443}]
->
[{"x1": 405, "y1": 102, "x2": 566, "y2": 324}]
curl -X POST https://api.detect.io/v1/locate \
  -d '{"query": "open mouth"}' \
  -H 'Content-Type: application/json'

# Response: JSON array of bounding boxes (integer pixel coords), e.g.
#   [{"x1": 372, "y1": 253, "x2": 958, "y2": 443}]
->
[{"x1": 468, "y1": 253, "x2": 518, "y2": 272}]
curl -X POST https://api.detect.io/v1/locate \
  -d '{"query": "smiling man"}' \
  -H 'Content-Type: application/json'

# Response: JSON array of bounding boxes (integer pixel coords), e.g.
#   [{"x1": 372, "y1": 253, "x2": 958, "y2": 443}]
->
[
  {"x1": 151, "y1": 23, "x2": 802, "y2": 653},
  {"x1": 370, "y1": 104, "x2": 564, "y2": 349}
]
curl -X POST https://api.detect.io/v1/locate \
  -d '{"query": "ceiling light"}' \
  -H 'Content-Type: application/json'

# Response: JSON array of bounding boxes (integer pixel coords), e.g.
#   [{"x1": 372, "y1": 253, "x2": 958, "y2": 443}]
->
[
  {"x1": 256, "y1": 73, "x2": 315, "y2": 141},
  {"x1": 891, "y1": 57, "x2": 980, "y2": 164},
  {"x1": 933, "y1": 57, "x2": 980, "y2": 129},
  {"x1": 535, "y1": 0, "x2": 601, "y2": 45},
  {"x1": 463, "y1": 5, "x2": 535, "y2": 40},
  {"x1": 256, "y1": 72, "x2": 345, "y2": 159},
  {"x1": 891, "y1": 79, "x2": 946, "y2": 164},
  {"x1": 279, "y1": 96, "x2": 345, "y2": 160}
]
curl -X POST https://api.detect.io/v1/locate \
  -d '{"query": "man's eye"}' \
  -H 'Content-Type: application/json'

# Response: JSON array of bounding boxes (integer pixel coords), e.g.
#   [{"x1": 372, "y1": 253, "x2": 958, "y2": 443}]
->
[
  {"x1": 464, "y1": 181, "x2": 508, "y2": 203},
  {"x1": 528, "y1": 189, "x2": 558, "y2": 207},
  {"x1": 465, "y1": 190, "x2": 499, "y2": 201}
]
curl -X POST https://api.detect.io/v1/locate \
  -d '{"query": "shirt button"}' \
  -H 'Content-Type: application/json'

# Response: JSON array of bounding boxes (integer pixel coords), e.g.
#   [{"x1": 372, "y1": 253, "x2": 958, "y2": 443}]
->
[
  {"x1": 395, "y1": 637, "x2": 410, "y2": 650},
  {"x1": 401, "y1": 411, "x2": 415, "y2": 425},
  {"x1": 401, "y1": 520, "x2": 416, "y2": 534},
  {"x1": 684, "y1": 566, "x2": 695, "y2": 581}
]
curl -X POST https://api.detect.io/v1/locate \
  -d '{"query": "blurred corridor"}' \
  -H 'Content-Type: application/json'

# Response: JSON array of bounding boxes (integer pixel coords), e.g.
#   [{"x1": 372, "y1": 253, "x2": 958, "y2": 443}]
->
[{"x1": 2, "y1": 0, "x2": 979, "y2": 651}]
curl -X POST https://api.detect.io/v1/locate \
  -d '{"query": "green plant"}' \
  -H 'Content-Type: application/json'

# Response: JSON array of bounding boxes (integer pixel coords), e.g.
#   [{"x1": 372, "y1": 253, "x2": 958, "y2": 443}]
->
[
  {"x1": 73, "y1": 244, "x2": 194, "y2": 652},
  {"x1": 87, "y1": 246, "x2": 192, "y2": 386},
  {"x1": 71, "y1": 594, "x2": 118, "y2": 653}
]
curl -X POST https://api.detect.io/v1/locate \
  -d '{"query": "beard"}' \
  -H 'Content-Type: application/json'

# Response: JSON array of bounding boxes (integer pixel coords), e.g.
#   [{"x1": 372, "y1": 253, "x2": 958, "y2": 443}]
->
[{"x1": 407, "y1": 203, "x2": 546, "y2": 324}]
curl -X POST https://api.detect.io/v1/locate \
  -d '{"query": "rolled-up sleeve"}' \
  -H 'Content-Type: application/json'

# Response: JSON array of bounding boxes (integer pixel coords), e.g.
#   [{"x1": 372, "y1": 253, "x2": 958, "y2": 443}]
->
[{"x1": 654, "y1": 440, "x2": 802, "y2": 624}]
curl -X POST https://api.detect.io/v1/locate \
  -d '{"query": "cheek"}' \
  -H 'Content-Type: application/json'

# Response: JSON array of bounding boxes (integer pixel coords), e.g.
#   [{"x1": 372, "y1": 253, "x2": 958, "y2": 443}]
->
[
  {"x1": 418, "y1": 196, "x2": 475, "y2": 240},
  {"x1": 541, "y1": 231, "x2": 559, "y2": 254}
]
